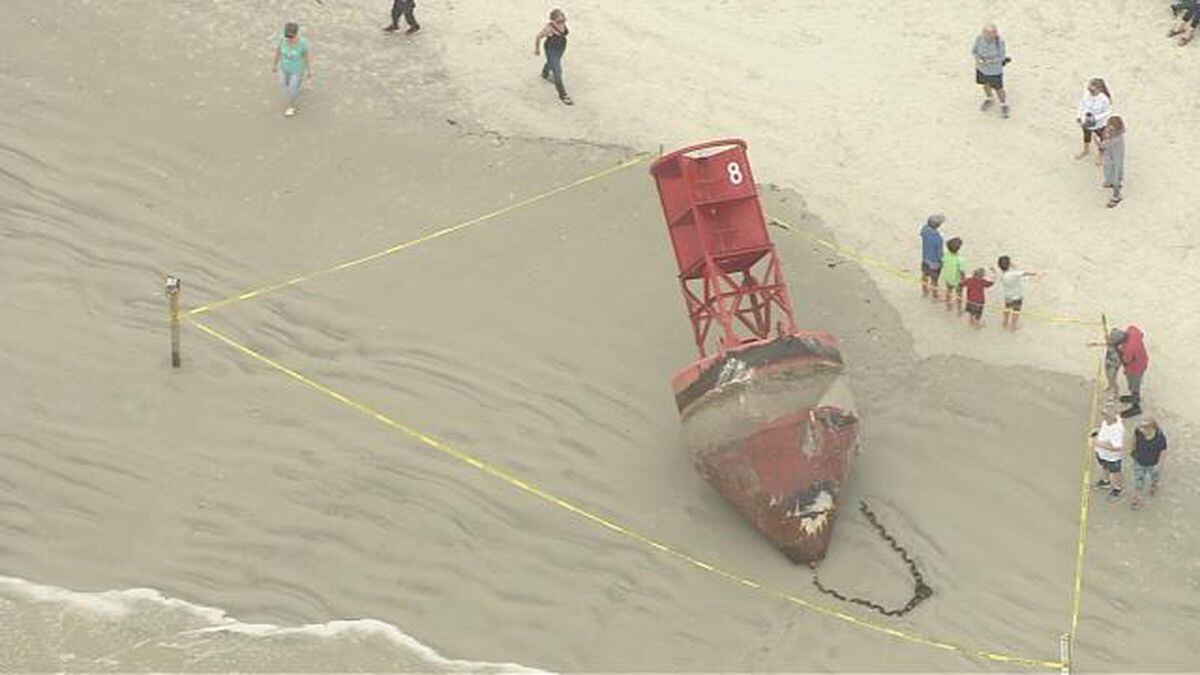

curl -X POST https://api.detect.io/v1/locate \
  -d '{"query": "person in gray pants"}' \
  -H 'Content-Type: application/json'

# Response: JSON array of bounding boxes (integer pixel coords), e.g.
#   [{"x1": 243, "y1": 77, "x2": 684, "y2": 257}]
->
[
  {"x1": 384, "y1": 0, "x2": 420, "y2": 34},
  {"x1": 1099, "y1": 116, "x2": 1126, "y2": 208}
]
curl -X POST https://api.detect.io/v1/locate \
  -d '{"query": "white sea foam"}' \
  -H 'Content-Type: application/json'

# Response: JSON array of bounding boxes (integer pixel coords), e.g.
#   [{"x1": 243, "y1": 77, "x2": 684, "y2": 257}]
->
[{"x1": 0, "y1": 575, "x2": 544, "y2": 673}]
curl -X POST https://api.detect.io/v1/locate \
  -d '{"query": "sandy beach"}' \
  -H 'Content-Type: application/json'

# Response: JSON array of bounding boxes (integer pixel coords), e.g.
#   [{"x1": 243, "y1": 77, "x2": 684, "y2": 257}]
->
[{"x1": 1, "y1": 0, "x2": 1197, "y2": 671}]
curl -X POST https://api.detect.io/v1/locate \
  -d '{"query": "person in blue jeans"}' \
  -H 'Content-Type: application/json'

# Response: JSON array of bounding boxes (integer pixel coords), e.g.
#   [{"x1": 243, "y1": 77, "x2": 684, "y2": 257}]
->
[
  {"x1": 271, "y1": 22, "x2": 311, "y2": 117},
  {"x1": 1130, "y1": 417, "x2": 1168, "y2": 510},
  {"x1": 534, "y1": 9, "x2": 572, "y2": 105},
  {"x1": 919, "y1": 213, "x2": 945, "y2": 300}
]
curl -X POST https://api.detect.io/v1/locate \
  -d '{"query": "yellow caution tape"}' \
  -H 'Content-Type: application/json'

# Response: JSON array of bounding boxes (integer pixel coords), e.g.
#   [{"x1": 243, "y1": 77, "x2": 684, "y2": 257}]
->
[
  {"x1": 1066, "y1": 321, "x2": 1108, "y2": 665},
  {"x1": 768, "y1": 216, "x2": 1102, "y2": 328},
  {"x1": 187, "y1": 154, "x2": 651, "y2": 317},
  {"x1": 191, "y1": 318, "x2": 1063, "y2": 670}
]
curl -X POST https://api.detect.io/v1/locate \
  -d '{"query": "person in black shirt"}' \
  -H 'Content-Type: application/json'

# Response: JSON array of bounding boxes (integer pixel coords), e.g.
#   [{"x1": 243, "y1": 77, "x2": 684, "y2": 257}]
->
[{"x1": 1130, "y1": 417, "x2": 1168, "y2": 510}]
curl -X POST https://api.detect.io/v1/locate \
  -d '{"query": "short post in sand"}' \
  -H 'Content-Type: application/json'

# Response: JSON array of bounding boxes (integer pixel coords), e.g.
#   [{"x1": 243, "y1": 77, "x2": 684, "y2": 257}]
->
[
  {"x1": 166, "y1": 275, "x2": 182, "y2": 368},
  {"x1": 1060, "y1": 633, "x2": 1071, "y2": 674}
]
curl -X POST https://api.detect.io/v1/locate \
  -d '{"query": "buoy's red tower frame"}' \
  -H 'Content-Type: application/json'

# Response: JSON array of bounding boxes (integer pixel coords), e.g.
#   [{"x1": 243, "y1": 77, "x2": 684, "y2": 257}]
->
[
  {"x1": 650, "y1": 139, "x2": 859, "y2": 564},
  {"x1": 650, "y1": 139, "x2": 797, "y2": 358}
]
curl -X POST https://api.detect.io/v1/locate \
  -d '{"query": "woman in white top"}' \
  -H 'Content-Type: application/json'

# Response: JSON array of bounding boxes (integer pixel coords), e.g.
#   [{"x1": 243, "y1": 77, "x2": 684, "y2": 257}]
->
[{"x1": 1075, "y1": 78, "x2": 1113, "y2": 164}]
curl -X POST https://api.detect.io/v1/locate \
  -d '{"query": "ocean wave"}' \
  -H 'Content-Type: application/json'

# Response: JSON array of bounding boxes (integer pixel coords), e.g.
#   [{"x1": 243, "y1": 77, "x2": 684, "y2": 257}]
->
[{"x1": 0, "y1": 575, "x2": 543, "y2": 672}]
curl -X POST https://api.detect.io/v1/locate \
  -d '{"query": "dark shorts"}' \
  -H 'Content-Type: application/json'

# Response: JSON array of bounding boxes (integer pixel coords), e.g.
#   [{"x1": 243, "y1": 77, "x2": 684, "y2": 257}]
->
[
  {"x1": 1004, "y1": 298, "x2": 1023, "y2": 311},
  {"x1": 921, "y1": 262, "x2": 941, "y2": 283},
  {"x1": 1096, "y1": 455, "x2": 1122, "y2": 474},
  {"x1": 975, "y1": 70, "x2": 1004, "y2": 89},
  {"x1": 1083, "y1": 125, "x2": 1106, "y2": 143},
  {"x1": 965, "y1": 301, "x2": 984, "y2": 318}
]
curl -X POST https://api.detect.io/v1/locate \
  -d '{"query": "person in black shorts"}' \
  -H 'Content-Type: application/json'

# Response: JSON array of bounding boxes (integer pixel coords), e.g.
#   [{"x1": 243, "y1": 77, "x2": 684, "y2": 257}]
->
[
  {"x1": 1075, "y1": 78, "x2": 1113, "y2": 163},
  {"x1": 961, "y1": 267, "x2": 994, "y2": 328},
  {"x1": 384, "y1": 0, "x2": 420, "y2": 34},
  {"x1": 972, "y1": 24, "x2": 1010, "y2": 117},
  {"x1": 1090, "y1": 407, "x2": 1126, "y2": 502}
]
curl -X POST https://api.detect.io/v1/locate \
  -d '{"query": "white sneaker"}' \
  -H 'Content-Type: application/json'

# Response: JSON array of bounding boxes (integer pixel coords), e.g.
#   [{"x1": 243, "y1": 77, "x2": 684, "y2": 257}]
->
[{"x1": 284, "y1": 107, "x2": 297, "y2": 117}]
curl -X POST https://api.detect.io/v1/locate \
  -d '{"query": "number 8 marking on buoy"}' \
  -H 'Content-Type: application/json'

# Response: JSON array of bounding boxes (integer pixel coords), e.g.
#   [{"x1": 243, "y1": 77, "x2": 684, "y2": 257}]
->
[{"x1": 726, "y1": 161, "x2": 744, "y2": 186}]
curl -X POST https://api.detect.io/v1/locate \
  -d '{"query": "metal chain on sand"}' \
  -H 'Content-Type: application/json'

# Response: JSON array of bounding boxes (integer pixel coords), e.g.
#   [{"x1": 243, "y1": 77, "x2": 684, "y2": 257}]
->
[{"x1": 810, "y1": 500, "x2": 933, "y2": 617}]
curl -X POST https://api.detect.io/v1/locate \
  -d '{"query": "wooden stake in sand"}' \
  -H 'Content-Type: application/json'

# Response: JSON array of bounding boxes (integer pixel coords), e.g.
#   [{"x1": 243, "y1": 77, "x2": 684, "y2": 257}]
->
[
  {"x1": 165, "y1": 275, "x2": 182, "y2": 368},
  {"x1": 1060, "y1": 633, "x2": 1071, "y2": 674}
]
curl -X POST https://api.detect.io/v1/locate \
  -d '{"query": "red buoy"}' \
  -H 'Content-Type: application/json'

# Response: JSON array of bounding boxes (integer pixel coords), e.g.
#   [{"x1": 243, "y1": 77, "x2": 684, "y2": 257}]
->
[{"x1": 650, "y1": 139, "x2": 860, "y2": 563}]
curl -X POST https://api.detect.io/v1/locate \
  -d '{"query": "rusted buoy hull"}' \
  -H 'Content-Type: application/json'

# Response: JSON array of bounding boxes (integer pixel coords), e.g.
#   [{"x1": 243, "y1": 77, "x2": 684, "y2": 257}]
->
[{"x1": 673, "y1": 332, "x2": 859, "y2": 564}]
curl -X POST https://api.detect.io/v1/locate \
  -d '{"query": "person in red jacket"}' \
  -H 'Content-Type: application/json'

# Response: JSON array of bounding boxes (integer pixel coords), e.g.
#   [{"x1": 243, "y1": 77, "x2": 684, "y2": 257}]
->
[{"x1": 1112, "y1": 325, "x2": 1149, "y2": 418}]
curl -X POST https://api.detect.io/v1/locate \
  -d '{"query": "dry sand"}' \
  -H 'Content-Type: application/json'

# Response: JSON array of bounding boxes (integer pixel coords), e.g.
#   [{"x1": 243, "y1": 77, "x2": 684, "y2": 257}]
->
[{"x1": 1, "y1": 0, "x2": 1197, "y2": 672}]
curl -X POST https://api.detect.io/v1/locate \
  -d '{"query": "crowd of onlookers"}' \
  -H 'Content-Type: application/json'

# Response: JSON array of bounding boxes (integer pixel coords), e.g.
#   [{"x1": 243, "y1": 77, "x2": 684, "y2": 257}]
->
[
  {"x1": 1089, "y1": 322, "x2": 1163, "y2": 509},
  {"x1": 918, "y1": 210, "x2": 1166, "y2": 510},
  {"x1": 964, "y1": 20, "x2": 1171, "y2": 510},
  {"x1": 919, "y1": 208, "x2": 1167, "y2": 509},
  {"x1": 266, "y1": 7, "x2": 1173, "y2": 512},
  {"x1": 918, "y1": 215, "x2": 1036, "y2": 332}
]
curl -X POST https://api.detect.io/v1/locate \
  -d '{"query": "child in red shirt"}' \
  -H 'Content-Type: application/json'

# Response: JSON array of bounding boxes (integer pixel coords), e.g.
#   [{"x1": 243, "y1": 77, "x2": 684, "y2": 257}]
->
[{"x1": 962, "y1": 268, "x2": 994, "y2": 328}]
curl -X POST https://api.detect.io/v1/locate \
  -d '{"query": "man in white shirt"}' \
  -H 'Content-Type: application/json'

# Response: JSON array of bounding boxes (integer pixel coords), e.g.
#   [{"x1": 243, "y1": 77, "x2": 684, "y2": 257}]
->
[{"x1": 1092, "y1": 407, "x2": 1126, "y2": 501}]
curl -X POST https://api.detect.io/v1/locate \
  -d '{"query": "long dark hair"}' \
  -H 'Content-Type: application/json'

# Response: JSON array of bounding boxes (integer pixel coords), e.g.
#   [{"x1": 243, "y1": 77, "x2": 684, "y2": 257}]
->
[{"x1": 1088, "y1": 78, "x2": 1113, "y2": 104}]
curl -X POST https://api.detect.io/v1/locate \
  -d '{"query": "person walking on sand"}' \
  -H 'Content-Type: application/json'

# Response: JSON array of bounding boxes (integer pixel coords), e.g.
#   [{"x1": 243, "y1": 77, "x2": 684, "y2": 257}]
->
[
  {"x1": 1130, "y1": 417, "x2": 1168, "y2": 510},
  {"x1": 384, "y1": 0, "x2": 420, "y2": 34},
  {"x1": 1091, "y1": 406, "x2": 1126, "y2": 502},
  {"x1": 996, "y1": 255, "x2": 1037, "y2": 331},
  {"x1": 972, "y1": 23, "x2": 1010, "y2": 117},
  {"x1": 272, "y1": 22, "x2": 311, "y2": 117},
  {"x1": 961, "y1": 268, "x2": 993, "y2": 328},
  {"x1": 1075, "y1": 78, "x2": 1113, "y2": 164},
  {"x1": 535, "y1": 9, "x2": 573, "y2": 105},
  {"x1": 938, "y1": 237, "x2": 966, "y2": 315},
  {"x1": 920, "y1": 214, "x2": 945, "y2": 300},
  {"x1": 1098, "y1": 116, "x2": 1126, "y2": 208}
]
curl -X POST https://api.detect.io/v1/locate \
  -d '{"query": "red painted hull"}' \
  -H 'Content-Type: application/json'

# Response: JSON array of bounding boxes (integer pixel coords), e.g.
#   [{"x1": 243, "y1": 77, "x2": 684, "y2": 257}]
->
[{"x1": 672, "y1": 332, "x2": 859, "y2": 564}]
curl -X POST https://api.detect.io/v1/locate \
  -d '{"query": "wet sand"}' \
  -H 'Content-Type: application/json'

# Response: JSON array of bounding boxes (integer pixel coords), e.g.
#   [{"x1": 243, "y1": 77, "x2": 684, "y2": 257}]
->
[{"x1": 1, "y1": 0, "x2": 1197, "y2": 672}]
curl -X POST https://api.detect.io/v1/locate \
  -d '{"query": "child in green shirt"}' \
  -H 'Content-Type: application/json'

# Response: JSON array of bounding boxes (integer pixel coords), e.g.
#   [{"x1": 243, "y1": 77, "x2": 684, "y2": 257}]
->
[{"x1": 938, "y1": 237, "x2": 966, "y2": 315}]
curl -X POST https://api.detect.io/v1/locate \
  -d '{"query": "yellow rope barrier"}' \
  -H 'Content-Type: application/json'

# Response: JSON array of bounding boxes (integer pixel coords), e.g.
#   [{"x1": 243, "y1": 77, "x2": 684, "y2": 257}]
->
[
  {"x1": 187, "y1": 153, "x2": 651, "y2": 317},
  {"x1": 167, "y1": 160, "x2": 1111, "y2": 668},
  {"x1": 1065, "y1": 317, "x2": 1109, "y2": 669},
  {"x1": 191, "y1": 317, "x2": 1063, "y2": 670}
]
